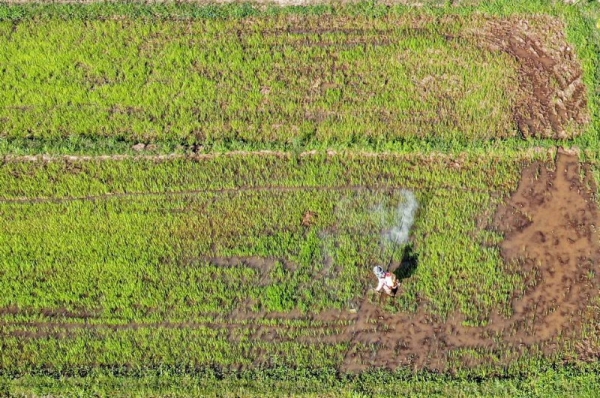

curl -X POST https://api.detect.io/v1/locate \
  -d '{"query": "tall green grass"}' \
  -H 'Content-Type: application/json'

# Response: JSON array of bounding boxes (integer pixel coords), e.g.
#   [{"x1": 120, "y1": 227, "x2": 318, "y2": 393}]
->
[
  {"x1": 0, "y1": 14, "x2": 518, "y2": 151},
  {"x1": 5, "y1": 363, "x2": 600, "y2": 397}
]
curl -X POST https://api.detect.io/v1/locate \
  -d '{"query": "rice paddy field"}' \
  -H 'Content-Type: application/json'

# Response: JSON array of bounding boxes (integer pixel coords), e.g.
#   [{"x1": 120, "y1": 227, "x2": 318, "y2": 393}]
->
[{"x1": 1, "y1": 0, "x2": 600, "y2": 396}]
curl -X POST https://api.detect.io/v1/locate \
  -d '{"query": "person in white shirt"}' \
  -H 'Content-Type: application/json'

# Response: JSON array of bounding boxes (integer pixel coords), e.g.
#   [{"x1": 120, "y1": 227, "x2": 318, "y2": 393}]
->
[{"x1": 372, "y1": 265, "x2": 399, "y2": 296}]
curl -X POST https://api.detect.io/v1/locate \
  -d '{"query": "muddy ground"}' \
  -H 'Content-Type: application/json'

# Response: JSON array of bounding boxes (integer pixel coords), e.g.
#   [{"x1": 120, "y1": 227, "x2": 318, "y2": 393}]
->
[{"x1": 475, "y1": 17, "x2": 589, "y2": 139}]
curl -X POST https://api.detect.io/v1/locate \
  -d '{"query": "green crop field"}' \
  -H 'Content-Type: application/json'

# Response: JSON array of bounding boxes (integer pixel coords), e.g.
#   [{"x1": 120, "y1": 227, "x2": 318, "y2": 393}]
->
[
  {"x1": 0, "y1": 1, "x2": 597, "y2": 155},
  {"x1": 0, "y1": 13, "x2": 519, "y2": 146},
  {"x1": 1, "y1": 1, "x2": 600, "y2": 396}
]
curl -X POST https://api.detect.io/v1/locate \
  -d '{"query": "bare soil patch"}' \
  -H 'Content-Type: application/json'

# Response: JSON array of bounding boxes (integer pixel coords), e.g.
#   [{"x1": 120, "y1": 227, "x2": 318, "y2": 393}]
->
[
  {"x1": 475, "y1": 17, "x2": 590, "y2": 139},
  {"x1": 204, "y1": 256, "x2": 298, "y2": 287},
  {"x1": 494, "y1": 149, "x2": 600, "y2": 342},
  {"x1": 202, "y1": 255, "x2": 280, "y2": 273}
]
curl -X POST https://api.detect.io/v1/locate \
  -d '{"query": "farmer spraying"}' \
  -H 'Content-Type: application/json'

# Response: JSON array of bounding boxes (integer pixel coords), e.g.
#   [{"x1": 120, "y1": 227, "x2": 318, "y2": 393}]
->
[{"x1": 372, "y1": 265, "x2": 399, "y2": 296}]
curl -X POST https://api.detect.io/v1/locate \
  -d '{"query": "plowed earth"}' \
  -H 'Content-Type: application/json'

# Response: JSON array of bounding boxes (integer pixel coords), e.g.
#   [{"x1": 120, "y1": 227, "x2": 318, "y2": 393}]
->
[{"x1": 476, "y1": 17, "x2": 589, "y2": 138}]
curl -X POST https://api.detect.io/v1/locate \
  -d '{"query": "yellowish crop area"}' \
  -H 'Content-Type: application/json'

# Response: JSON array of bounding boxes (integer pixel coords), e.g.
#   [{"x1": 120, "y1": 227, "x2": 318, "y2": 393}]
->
[{"x1": 0, "y1": 153, "x2": 522, "y2": 370}]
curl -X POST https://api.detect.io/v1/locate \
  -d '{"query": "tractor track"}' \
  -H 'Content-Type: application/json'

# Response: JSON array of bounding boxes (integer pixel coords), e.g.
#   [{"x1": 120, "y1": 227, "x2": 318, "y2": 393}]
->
[{"x1": 0, "y1": 184, "x2": 509, "y2": 205}]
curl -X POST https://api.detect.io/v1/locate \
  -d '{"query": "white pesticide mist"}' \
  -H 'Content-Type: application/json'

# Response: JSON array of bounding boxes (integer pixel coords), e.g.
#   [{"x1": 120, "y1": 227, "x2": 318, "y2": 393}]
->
[
  {"x1": 318, "y1": 190, "x2": 418, "y2": 277},
  {"x1": 385, "y1": 190, "x2": 418, "y2": 245}
]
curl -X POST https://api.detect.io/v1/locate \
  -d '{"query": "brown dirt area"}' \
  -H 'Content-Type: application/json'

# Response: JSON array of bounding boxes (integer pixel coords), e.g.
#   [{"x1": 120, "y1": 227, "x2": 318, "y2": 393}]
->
[{"x1": 338, "y1": 150, "x2": 600, "y2": 372}]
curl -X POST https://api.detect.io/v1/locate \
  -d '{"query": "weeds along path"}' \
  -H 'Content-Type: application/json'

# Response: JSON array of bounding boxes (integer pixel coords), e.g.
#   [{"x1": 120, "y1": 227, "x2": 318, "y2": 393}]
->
[{"x1": 340, "y1": 150, "x2": 600, "y2": 372}]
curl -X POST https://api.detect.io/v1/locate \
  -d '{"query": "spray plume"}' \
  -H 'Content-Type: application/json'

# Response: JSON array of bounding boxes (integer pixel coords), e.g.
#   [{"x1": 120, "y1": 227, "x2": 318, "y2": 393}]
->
[{"x1": 386, "y1": 190, "x2": 418, "y2": 244}]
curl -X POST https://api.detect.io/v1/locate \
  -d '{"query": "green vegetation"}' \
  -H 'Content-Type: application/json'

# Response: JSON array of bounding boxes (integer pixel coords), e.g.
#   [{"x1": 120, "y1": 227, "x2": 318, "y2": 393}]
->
[
  {"x1": 0, "y1": 0, "x2": 597, "y2": 154},
  {"x1": 0, "y1": 156, "x2": 524, "y2": 309},
  {"x1": 5, "y1": 366, "x2": 600, "y2": 397},
  {"x1": 0, "y1": 151, "x2": 561, "y2": 379},
  {"x1": 0, "y1": 14, "x2": 517, "y2": 149},
  {"x1": 1, "y1": 0, "x2": 600, "y2": 396}
]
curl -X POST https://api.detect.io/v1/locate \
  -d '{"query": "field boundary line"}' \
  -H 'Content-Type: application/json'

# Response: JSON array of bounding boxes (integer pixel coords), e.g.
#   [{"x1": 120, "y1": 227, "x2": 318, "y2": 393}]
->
[{"x1": 1, "y1": 147, "x2": 555, "y2": 163}]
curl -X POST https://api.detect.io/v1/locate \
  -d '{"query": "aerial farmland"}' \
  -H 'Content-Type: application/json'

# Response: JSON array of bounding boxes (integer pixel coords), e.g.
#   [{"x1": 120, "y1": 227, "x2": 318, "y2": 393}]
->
[{"x1": 0, "y1": 1, "x2": 600, "y2": 396}]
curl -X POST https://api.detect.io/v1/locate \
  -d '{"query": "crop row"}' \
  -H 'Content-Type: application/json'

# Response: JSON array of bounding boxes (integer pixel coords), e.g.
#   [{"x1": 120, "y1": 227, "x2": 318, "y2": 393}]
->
[
  {"x1": 0, "y1": 326, "x2": 347, "y2": 374},
  {"x1": 0, "y1": 151, "x2": 531, "y2": 199},
  {"x1": 6, "y1": 366, "x2": 600, "y2": 397}
]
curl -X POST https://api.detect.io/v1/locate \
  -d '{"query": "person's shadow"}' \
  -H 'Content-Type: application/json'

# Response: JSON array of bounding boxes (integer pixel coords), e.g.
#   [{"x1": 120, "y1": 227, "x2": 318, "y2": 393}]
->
[{"x1": 391, "y1": 244, "x2": 418, "y2": 281}]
